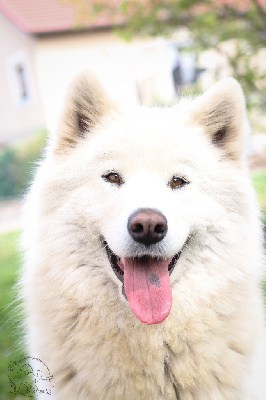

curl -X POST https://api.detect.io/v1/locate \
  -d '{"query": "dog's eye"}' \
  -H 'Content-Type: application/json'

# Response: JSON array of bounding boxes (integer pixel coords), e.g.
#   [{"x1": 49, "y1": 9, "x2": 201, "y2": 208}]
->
[
  {"x1": 102, "y1": 172, "x2": 123, "y2": 185},
  {"x1": 169, "y1": 176, "x2": 188, "y2": 189}
]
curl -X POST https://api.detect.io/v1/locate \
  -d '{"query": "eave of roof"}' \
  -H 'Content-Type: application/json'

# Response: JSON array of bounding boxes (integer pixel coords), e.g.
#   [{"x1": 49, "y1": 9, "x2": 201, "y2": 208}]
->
[
  {"x1": 0, "y1": 0, "x2": 117, "y2": 34},
  {"x1": 1, "y1": 0, "x2": 265, "y2": 35}
]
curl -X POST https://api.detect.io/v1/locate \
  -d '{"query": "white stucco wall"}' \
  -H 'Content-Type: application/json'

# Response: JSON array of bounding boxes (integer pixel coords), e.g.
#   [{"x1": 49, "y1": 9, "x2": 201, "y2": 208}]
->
[
  {"x1": 0, "y1": 12, "x2": 45, "y2": 144},
  {"x1": 0, "y1": 15, "x2": 185, "y2": 142},
  {"x1": 35, "y1": 30, "x2": 178, "y2": 133}
]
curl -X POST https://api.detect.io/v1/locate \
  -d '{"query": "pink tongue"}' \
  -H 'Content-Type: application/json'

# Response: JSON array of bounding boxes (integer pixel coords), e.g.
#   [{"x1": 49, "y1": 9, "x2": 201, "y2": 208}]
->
[{"x1": 123, "y1": 257, "x2": 172, "y2": 325}]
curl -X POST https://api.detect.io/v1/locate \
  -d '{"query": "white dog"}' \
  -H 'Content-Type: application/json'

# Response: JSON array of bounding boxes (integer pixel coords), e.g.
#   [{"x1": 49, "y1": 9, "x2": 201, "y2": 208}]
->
[{"x1": 21, "y1": 73, "x2": 266, "y2": 399}]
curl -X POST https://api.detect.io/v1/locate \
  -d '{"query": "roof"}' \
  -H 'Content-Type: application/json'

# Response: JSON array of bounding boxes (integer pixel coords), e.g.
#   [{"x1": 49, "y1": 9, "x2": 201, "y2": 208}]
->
[
  {"x1": 0, "y1": 0, "x2": 265, "y2": 35},
  {"x1": 0, "y1": 0, "x2": 117, "y2": 34}
]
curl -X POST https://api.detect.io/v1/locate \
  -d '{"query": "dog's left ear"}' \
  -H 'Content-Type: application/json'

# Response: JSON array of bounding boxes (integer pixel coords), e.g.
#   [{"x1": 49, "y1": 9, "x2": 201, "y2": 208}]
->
[{"x1": 191, "y1": 78, "x2": 248, "y2": 160}]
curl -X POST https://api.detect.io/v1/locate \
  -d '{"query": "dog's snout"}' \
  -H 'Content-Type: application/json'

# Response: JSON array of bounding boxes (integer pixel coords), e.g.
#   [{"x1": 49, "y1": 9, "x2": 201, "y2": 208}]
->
[{"x1": 127, "y1": 209, "x2": 168, "y2": 246}]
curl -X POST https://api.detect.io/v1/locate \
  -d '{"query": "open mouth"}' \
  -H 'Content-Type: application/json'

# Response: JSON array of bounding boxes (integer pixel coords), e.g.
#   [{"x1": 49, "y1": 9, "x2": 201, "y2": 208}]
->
[
  {"x1": 103, "y1": 240, "x2": 182, "y2": 283},
  {"x1": 102, "y1": 239, "x2": 183, "y2": 325}
]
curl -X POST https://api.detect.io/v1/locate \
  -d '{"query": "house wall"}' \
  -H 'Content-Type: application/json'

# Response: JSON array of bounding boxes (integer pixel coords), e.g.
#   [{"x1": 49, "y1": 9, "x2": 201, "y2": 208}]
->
[
  {"x1": 36, "y1": 30, "x2": 178, "y2": 133},
  {"x1": 0, "y1": 12, "x2": 45, "y2": 145}
]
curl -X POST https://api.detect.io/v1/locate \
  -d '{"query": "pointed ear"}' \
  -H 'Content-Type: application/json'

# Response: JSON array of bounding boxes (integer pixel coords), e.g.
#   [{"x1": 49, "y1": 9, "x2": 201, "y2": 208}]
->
[
  {"x1": 54, "y1": 72, "x2": 115, "y2": 153},
  {"x1": 191, "y1": 78, "x2": 249, "y2": 160}
]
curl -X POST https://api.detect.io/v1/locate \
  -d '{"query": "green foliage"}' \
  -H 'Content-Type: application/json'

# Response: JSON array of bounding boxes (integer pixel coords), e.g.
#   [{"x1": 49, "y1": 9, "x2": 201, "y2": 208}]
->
[
  {"x1": 88, "y1": 0, "x2": 266, "y2": 110},
  {"x1": 0, "y1": 149, "x2": 18, "y2": 198},
  {"x1": 0, "y1": 130, "x2": 47, "y2": 199}
]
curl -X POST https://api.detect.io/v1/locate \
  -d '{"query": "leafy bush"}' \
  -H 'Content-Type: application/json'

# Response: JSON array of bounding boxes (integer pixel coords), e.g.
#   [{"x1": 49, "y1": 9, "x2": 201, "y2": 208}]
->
[{"x1": 0, "y1": 130, "x2": 47, "y2": 199}]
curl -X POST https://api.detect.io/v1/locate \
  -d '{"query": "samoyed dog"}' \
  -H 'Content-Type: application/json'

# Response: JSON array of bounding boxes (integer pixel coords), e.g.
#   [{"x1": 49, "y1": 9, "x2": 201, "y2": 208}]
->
[{"x1": 21, "y1": 73, "x2": 265, "y2": 399}]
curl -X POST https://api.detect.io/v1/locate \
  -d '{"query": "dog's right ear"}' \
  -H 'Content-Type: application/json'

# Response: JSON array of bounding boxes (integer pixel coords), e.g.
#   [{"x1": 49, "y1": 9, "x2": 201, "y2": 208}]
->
[
  {"x1": 189, "y1": 78, "x2": 248, "y2": 161},
  {"x1": 54, "y1": 72, "x2": 115, "y2": 153}
]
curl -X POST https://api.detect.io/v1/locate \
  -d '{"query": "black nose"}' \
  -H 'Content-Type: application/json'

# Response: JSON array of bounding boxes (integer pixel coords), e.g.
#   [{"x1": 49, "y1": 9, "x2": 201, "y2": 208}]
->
[{"x1": 127, "y1": 208, "x2": 168, "y2": 246}]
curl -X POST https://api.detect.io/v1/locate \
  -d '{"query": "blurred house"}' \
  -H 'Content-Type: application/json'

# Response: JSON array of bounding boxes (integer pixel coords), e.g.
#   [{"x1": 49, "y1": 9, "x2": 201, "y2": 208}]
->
[
  {"x1": 0, "y1": 7, "x2": 45, "y2": 145},
  {"x1": 0, "y1": 0, "x2": 196, "y2": 144}
]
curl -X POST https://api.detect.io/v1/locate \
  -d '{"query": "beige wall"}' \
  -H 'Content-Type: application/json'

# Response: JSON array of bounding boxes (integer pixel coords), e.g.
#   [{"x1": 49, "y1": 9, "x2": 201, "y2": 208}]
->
[
  {"x1": 0, "y1": 16, "x2": 180, "y2": 143},
  {"x1": 0, "y1": 13, "x2": 45, "y2": 145},
  {"x1": 36, "y1": 30, "x2": 177, "y2": 133}
]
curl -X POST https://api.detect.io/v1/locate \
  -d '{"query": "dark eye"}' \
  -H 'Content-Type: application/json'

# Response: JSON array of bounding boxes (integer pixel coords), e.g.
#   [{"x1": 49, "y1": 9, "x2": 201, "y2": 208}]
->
[
  {"x1": 102, "y1": 172, "x2": 123, "y2": 186},
  {"x1": 169, "y1": 176, "x2": 188, "y2": 189}
]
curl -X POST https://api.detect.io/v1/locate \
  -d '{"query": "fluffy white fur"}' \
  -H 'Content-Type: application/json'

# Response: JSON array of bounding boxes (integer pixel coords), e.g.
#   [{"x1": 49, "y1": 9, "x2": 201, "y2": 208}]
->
[{"x1": 21, "y1": 73, "x2": 266, "y2": 399}]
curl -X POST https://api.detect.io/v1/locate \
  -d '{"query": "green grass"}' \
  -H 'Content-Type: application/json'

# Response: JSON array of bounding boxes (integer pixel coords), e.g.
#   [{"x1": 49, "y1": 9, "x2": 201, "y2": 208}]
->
[
  {"x1": 0, "y1": 231, "x2": 28, "y2": 399},
  {"x1": 252, "y1": 170, "x2": 266, "y2": 224}
]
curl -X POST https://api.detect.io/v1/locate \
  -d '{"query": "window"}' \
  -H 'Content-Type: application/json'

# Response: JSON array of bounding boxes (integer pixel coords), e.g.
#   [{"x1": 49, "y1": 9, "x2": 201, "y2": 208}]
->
[
  {"x1": 6, "y1": 50, "x2": 33, "y2": 106},
  {"x1": 16, "y1": 63, "x2": 28, "y2": 100}
]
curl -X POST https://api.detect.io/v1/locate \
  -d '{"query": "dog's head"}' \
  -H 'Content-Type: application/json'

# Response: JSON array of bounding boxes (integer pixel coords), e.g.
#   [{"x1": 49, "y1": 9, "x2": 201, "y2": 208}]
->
[{"x1": 41, "y1": 72, "x2": 256, "y2": 325}]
